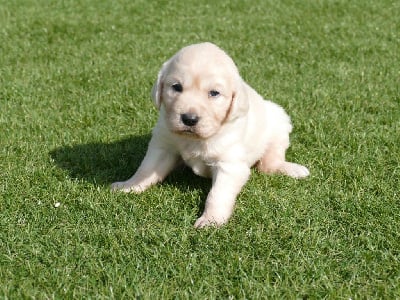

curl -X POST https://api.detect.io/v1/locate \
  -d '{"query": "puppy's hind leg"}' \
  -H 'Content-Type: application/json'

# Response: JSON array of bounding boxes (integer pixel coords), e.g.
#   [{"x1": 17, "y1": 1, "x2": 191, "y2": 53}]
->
[{"x1": 256, "y1": 140, "x2": 309, "y2": 179}]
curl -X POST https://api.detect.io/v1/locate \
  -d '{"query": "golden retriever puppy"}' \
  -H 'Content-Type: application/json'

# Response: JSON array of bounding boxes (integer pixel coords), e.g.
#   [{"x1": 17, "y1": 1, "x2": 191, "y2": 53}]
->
[{"x1": 111, "y1": 42, "x2": 309, "y2": 228}]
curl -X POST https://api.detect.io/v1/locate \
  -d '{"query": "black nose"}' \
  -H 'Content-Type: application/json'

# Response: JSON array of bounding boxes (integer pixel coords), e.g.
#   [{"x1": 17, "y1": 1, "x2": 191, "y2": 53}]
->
[{"x1": 181, "y1": 113, "x2": 199, "y2": 126}]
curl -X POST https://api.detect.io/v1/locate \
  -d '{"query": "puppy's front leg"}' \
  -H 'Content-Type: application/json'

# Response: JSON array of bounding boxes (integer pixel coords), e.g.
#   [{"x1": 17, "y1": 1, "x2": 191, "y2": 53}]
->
[
  {"x1": 194, "y1": 163, "x2": 250, "y2": 228},
  {"x1": 111, "y1": 143, "x2": 179, "y2": 193}
]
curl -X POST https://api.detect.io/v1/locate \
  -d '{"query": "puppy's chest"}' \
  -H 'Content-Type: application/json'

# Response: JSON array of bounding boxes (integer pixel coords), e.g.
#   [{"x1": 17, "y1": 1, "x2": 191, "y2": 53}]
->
[{"x1": 178, "y1": 142, "x2": 217, "y2": 178}]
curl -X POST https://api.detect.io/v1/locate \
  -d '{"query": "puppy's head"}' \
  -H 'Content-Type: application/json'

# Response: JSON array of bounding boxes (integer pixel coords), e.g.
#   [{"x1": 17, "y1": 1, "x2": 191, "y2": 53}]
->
[{"x1": 151, "y1": 42, "x2": 249, "y2": 139}]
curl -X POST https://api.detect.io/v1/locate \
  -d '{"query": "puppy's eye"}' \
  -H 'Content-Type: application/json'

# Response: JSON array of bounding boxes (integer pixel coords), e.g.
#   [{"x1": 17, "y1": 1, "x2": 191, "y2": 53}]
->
[
  {"x1": 208, "y1": 90, "x2": 220, "y2": 98},
  {"x1": 172, "y1": 83, "x2": 183, "y2": 93}
]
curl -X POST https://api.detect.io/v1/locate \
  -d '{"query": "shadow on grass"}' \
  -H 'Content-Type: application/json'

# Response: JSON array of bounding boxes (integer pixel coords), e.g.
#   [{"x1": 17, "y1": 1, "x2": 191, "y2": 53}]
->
[{"x1": 49, "y1": 134, "x2": 211, "y2": 203}]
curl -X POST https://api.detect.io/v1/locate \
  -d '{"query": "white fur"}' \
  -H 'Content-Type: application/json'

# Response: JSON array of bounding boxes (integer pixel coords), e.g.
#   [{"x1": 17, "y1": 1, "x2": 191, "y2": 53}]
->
[{"x1": 111, "y1": 42, "x2": 309, "y2": 228}]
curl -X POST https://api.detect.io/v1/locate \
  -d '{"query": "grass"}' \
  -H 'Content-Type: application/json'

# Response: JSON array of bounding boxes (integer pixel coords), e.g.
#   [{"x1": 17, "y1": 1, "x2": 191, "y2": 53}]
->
[{"x1": 1, "y1": 0, "x2": 399, "y2": 298}]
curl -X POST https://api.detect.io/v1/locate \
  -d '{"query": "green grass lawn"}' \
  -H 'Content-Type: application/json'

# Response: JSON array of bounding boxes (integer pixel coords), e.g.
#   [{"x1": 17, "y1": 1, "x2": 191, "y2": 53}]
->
[{"x1": 1, "y1": 0, "x2": 399, "y2": 298}]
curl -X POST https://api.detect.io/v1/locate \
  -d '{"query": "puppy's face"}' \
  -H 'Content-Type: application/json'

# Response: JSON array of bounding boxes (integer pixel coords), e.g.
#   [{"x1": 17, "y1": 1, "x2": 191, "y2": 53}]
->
[{"x1": 152, "y1": 43, "x2": 248, "y2": 139}]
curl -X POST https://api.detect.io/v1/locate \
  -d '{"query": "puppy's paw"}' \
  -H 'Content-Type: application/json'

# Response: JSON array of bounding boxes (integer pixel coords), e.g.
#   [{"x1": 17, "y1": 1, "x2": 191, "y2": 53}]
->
[
  {"x1": 281, "y1": 162, "x2": 310, "y2": 179},
  {"x1": 194, "y1": 216, "x2": 216, "y2": 228},
  {"x1": 110, "y1": 181, "x2": 143, "y2": 193},
  {"x1": 194, "y1": 214, "x2": 226, "y2": 229}
]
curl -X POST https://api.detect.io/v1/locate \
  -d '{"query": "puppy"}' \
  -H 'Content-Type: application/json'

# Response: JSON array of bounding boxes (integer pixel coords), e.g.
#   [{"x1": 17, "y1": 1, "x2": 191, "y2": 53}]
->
[{"x1": 111, "y1": 42, "x2": 309, "y2": 228}]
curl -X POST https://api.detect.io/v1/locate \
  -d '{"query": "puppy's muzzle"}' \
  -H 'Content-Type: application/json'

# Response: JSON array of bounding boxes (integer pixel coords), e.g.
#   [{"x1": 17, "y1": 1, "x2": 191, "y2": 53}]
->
[{"x1": 181, "y1": 113, "x2": 199, "y2": 127}]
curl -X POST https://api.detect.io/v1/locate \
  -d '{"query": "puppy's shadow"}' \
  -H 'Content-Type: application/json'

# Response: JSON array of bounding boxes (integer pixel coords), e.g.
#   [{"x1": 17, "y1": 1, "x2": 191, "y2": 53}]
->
[{"x1": 49, "y1": 135, "x2": 210, "y2": 199}]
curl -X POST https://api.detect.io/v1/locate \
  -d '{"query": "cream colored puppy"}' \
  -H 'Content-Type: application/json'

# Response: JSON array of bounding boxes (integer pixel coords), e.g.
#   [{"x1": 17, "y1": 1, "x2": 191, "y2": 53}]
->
[{"x1": 112, "y1": 42, "x2": 309, "y2": 228}]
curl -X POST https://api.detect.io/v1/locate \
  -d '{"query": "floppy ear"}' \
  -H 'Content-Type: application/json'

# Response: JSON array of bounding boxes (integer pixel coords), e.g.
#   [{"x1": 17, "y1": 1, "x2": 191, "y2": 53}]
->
[
  {"x1": 151, "y1": 59, "x2": 171, "y2": 110},
  {"x1": 226, "y1": 79, "x2": 249, "y2": 121}
]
